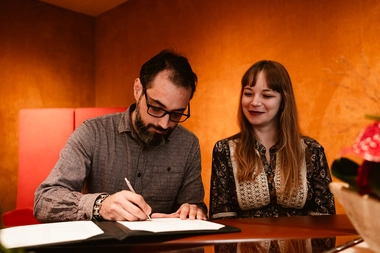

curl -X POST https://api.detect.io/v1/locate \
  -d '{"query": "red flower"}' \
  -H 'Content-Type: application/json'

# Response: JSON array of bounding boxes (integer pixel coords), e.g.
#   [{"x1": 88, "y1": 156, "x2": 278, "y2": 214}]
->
[
  {"x1": 341, "y1": 121, "x2": 380, "y2": 162},
  {"x1": 334, "y1": 117, "x2": 380, "y2": 199},
  {"x1": 356, "y1": 161, "x2": 375, "y2": 195}
]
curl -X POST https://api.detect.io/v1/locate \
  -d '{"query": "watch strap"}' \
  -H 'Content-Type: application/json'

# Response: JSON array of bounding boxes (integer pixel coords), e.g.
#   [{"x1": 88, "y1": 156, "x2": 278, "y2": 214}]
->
[{"x1": 93, "y1": 194, "x2": 109, "y2": 220}]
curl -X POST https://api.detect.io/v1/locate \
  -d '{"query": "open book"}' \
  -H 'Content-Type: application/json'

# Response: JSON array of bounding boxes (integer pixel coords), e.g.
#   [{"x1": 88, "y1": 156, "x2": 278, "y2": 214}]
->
[{"x1": 0, "y1": 218, "x2": 240, "y2": 250}]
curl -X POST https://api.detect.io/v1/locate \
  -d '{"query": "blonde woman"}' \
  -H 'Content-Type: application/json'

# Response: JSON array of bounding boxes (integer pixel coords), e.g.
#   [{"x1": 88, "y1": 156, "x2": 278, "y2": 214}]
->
[{"x1": 209, "y1": 60, "x2": 335, "y2": 219}]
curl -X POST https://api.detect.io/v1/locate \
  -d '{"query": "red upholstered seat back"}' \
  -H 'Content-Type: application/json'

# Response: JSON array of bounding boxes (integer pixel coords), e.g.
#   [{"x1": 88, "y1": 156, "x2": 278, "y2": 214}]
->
[
  {"x1": 17, "y1": 108, "x2": 75, "y2": 209},
  {"x1": 74, "y1": 107, "x2": 127, "y2": 129},
  {"x1": 2, "y1": 107, "x2": 126, "y2": 227}
]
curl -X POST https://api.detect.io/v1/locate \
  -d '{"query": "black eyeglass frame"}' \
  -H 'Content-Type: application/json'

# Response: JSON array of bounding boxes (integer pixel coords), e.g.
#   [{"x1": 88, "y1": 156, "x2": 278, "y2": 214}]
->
[{"x1": 143, "y1": 89, "x2": 190, "y2": 123}]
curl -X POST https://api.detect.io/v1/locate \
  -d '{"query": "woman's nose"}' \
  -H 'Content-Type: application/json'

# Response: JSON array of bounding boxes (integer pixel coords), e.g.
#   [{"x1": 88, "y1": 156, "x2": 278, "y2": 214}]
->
[{"x1": 251, "y1": 95, "x2": 262, "y2": 106}]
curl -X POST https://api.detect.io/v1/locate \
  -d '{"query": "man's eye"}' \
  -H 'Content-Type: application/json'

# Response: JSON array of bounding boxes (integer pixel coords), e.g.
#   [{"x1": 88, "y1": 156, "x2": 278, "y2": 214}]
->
[
  {"x1": 172, "y1": 112, "x2": 182, "y2": 117},
  {"x1": 150, "y1": 107, "x2": 164, "y2": 113}
]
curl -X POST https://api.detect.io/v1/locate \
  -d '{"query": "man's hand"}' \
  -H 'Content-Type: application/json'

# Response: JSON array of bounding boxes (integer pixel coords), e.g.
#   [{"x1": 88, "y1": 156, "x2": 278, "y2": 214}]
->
[
  {"x1": 151, "y1": 203, "x2": 207, "y2": 220},
  {"x1": 99, "y1": 190, "x2": 152, "y2": 221}
]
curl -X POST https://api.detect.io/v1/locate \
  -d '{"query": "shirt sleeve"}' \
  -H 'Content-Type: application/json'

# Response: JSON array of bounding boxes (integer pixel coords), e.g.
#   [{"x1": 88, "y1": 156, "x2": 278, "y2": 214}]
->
[
  {"x1": 305, "y1": 140, "x2": 336, "y2": 215},
  {"x1": 33, "y1": 123, "x2": 101, "y2": 222},
  {"x1": 209, "y1": 140, "x2": 238, "y2": 219},
  {"x1": 173, "y1": 138, "x2": 208, "y2": 215}
]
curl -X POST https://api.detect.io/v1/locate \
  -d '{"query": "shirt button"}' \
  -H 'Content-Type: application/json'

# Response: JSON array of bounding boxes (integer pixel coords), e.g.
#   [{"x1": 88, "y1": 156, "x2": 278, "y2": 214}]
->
[{"x1": 137, "y1": 172, "x2": 142, "y2": 177}]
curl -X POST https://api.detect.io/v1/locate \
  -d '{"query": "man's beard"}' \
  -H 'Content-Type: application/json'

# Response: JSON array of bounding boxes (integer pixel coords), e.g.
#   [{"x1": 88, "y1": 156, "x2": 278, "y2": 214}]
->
[{"x1": 134, "y1": 103, "x2": 173, "y2": 148}]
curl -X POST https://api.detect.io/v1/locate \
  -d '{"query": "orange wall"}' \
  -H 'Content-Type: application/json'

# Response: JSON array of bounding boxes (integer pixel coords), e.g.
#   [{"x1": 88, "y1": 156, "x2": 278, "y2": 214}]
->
[
  {"x1": 96, "y1": 0, "x2": 380, "y2": 214},
  {"x1": 0, "y1": 0, "x2": 95, "y2": 213},
  {"x1": 1, "y1": 0, "x2": 380, "y2": 216}
]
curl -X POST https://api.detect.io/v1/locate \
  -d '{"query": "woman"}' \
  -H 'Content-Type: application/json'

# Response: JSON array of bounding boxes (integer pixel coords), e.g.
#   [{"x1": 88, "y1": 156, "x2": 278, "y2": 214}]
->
[{"x1": 209, "y1": 60, "x2": 335, "y2": 219}]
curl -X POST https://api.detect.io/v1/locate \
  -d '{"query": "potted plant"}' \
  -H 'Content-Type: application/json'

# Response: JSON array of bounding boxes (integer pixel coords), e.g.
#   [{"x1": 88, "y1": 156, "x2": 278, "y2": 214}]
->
[{"x1": 330, "y1": 115, "x2": 380, "y2": 252}]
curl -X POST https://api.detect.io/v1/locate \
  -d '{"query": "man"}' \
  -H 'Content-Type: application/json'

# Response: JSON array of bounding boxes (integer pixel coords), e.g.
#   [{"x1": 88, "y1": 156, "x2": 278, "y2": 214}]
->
[{"x1": 34, "y1": 49, "x2": 207, "y2": 222}]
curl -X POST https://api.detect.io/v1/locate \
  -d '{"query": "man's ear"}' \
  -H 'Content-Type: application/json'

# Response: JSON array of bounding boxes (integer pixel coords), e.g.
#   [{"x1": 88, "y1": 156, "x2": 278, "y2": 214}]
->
[{"x1": 134, "y1": 78, "x2": 143, "y2": 100}]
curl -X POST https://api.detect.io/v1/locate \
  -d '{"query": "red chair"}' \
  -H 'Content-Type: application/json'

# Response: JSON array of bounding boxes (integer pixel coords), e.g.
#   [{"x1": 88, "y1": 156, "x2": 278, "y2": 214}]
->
[
  {"x1": 2, "y1": 108, "x2": 74, "y2": 227},
  {"x1": 2, "y1": 107, "x2": 126, "y2": 227},
  {"x1": 74, "y1": 107, "x2": 127, "y2": 128}
]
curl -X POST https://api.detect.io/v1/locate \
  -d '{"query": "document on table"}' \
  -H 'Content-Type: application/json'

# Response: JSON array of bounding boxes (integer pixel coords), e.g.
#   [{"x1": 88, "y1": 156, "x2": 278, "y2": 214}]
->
[
  {"x1": 0, "y1": 221, "x2": 104, "y2": 249},
  {"x1": 0, "y1": 218, "x2": 228, "y2": 250},
  {"x1": 118, "y1": 218, "x2": 225, "y2": 232}
]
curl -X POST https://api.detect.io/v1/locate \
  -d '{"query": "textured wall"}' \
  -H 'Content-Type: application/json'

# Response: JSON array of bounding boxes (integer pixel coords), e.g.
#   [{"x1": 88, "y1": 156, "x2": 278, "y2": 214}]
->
[
  {"x1": 96, "y1": 0, "x2": 380, "y2": 214},
  {"x1": 0, "y1": 0, "x2": 95, "y2": 214},
  {"x1": 1, "y1": 0, "x2": 380, "y2": 218}
]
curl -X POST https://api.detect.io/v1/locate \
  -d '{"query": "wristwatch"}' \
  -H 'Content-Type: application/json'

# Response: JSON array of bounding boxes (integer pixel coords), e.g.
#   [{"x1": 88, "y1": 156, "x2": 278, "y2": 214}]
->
[{"x1": 92, "y1": 194, "x2": 109, "y2": 220}]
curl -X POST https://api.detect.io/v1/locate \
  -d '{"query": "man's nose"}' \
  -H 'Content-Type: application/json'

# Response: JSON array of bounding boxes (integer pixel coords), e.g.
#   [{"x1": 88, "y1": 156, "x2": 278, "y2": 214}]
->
[{"x1": 157, "y1": 113, "x2": 171, "y2": 129}]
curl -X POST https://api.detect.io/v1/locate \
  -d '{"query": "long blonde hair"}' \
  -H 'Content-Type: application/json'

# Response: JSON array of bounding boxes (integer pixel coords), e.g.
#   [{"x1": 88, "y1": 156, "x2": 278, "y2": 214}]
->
[{"x1": 234, "y1": 60, "x2": 304, "y2": 194}]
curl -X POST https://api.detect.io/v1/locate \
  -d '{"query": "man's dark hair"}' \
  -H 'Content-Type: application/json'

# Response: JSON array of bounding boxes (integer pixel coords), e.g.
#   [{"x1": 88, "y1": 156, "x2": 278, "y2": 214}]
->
[{"x1": 139, "y1": 49, "x2": 198, "y2": 99}]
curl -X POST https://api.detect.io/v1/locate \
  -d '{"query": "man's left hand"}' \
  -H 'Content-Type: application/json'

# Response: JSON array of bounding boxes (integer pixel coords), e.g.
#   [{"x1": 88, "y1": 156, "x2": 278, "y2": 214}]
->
[{"x1": 151, "y1": 203, "x2": 207, "y2": 220}]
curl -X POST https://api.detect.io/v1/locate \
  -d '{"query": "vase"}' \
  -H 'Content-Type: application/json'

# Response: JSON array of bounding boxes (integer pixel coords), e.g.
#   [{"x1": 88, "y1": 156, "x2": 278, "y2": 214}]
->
[{"x1": 329, "y1": 182, "x2": 380, "y2": 252}]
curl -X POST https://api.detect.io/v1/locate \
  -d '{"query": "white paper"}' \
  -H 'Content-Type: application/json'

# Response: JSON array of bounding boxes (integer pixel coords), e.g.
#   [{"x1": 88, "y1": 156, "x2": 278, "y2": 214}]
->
[
  {"x1": 118, "y1": 218, "x2": 225, "y2": 233},
  {"x1": 0, "y1": 218, "x2": 225, "y2": 249},
  {"x1": 0, "y1": 221, "x2": 104, "y2": 249}
]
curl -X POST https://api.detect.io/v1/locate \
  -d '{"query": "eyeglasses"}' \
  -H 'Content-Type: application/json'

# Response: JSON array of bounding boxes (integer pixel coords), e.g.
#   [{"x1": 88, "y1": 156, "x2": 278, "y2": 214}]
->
[{"x1": 144, "y1": 90, "x2": 190, "y2": 123}]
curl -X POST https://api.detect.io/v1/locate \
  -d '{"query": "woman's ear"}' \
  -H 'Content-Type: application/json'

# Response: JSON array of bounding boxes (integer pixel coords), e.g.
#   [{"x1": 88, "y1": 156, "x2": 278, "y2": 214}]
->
[{"x1": 134, "y1": 78, "x2": 142, "y2": 100}]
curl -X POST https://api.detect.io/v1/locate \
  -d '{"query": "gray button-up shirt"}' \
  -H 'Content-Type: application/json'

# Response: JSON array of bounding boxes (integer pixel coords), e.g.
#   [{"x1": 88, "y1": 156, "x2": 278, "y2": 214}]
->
[{"x1": 34, "y1": 104, "x2": 207, "y2": 222}]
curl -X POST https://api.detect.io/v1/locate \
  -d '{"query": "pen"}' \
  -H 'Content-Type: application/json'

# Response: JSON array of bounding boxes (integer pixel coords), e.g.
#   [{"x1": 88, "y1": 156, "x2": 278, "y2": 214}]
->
[
  {"x1": 323, "y1": 237, "x2": 364, "y2": 253},
  {"x1": 124, "y1": 177, "x2": 152, "y2": 220}
]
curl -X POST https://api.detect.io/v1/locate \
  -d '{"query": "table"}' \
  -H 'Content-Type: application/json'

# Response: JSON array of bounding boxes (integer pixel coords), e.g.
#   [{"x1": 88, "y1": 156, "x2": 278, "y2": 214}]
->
[{"x1": 26, "y1": 214, "x2": 360, "y2": 253}]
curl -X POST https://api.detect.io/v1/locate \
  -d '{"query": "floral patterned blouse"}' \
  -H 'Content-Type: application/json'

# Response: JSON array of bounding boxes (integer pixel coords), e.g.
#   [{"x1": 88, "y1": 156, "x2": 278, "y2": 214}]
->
[{"x1": 209, "y1": 136, "x2": 335, "y2": 219}]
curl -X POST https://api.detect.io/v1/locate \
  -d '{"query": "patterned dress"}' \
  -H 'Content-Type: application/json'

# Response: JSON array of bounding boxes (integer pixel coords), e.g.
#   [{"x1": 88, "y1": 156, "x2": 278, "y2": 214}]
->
[
  {"x1": 209, "y1": 136, "x2": 335, "y2": 219},
  {"x1": 215, "y1": 238, "x2": 336, "y2": 253},
  {"x1": 210, "y1": 136, "x2": 336, "y2": 252}
]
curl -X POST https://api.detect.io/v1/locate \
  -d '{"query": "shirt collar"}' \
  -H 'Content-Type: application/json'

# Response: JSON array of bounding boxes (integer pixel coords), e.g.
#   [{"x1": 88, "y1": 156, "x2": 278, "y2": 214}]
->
[
  {"x1": 255, "y1": 140, "x2": 280, "y2": 154},
  {"x1": 118, "y1": 103, "x2": 136, "y2": 134}
]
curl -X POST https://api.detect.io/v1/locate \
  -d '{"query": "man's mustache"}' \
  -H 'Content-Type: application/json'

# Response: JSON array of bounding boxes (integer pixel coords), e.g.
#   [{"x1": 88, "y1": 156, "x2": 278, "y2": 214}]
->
[{"x1": 148, "y1": 124, "x2": 167, "y2": 133}]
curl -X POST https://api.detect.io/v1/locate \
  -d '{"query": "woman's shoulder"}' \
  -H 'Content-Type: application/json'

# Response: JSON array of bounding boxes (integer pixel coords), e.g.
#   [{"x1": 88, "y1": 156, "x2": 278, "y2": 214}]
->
[
  {"x1": 216, "y1": 133, "x2": 240, "y2": 143},
  {"x1": 302, "y1": 136, "x2": 325, "y2": 151},
  {"x1": 214, "y1": 133, "x2": 240, "y2": 148}
]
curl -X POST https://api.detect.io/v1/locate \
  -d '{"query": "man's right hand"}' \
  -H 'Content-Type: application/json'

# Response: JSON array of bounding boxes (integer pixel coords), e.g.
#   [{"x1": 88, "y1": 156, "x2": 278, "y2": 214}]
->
[{"x1": 99, "y1": 190, "x2": 152, "y2": 221}]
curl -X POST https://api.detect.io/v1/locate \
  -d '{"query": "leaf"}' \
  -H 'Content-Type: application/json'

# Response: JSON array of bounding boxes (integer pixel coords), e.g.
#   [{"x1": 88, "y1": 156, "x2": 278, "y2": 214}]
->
[
  {"x1": 365, "y1": 114, "x2": 380, "y2": 121},
  {"x1": 331, "y1": 158, "x2": 359, "y2": 188}
]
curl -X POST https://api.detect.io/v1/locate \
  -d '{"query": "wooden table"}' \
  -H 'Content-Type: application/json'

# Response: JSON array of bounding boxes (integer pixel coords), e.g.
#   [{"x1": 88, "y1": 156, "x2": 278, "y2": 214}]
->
[
  {"x1": 170, "y1": 214, "x2": 357, "y2": 243},
  {"x1": 27, "y1": 214, "x2": 360, "y2": 253}
]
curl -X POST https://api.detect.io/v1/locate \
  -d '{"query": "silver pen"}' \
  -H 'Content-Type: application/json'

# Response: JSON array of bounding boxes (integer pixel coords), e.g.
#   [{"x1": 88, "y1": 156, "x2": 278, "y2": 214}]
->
[{"x1": 124, "y1": 177, "x2": 152, "y2": 220}]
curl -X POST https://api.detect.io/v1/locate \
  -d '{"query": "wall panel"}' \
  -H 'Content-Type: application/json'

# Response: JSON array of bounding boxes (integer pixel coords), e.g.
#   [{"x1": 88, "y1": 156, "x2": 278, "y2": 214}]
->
[
  {"x1": 1, "y1": 0, "x2": 380, "y2": 218},
  {"x1": 0, "y1": 0, "x2": 95, "y2": 214}
]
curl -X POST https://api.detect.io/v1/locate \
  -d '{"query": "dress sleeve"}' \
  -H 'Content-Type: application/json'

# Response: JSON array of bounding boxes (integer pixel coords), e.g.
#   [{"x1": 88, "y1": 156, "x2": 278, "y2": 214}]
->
[
  {"x1": 209, "y1": 140, "x2": 238, "y2": 219},
  {"x1": 33, "y1": 123, "x2": 100, "y2": 222},
  {"x1": 306, "y1": 141, "x2": 336, "y2": 215}
]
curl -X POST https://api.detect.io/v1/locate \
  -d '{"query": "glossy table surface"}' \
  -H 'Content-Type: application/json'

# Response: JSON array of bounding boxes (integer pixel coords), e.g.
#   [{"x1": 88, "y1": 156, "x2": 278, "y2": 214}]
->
[
  {"x1": 27, "y1": 214, "x2": 360, "y2": 253},
  {"x1": 170, "y1": 214, "x2": 357, "y2": 244}
]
